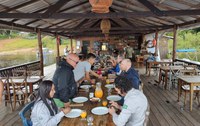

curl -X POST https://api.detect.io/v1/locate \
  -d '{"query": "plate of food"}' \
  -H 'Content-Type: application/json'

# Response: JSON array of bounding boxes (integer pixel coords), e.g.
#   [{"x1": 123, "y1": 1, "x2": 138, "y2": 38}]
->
[
  {"x1": 65, "y1": 109, "x2": 82, "y2": 118},
  {"x1": 91, "y1": 107, "x2": 108, "y2": 115},
  {"x1": 80, "y1": 85, "x2": 92, "y2": 89},
  {"x1": 107, "y1": 95, "x2": 121, "y2": 101},
  {"x1": 72, "y1": 96, "x2": 88, "y2": 103}
]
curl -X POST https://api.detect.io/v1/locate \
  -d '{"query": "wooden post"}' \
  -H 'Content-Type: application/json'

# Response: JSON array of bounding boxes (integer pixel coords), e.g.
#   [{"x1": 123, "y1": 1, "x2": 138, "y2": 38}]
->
[
  {"x1": 56, "y1": 35, "x2": 60, "y2": 57},
  {"x1": 172, "y1": 25, "x2": 178, "y2": 61},
  {"x1": 37, "y1": 29, "x2": 44, "y2": 76},
  {"x1": 155, "y1": 30, "x2": 158, "y2": 55},
  {"x1": 70, "y1": 38, "x2": 73, "y2": 53}
]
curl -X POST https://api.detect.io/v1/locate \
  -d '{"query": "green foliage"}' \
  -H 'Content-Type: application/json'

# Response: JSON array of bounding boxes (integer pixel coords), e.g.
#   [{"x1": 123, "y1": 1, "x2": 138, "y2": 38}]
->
[
  {"x1": 0, "y1": 30, "x2": 20, "y2": 39},
  {"x1": 167, "y1": 29, "x2": 200, "y2": 61}
]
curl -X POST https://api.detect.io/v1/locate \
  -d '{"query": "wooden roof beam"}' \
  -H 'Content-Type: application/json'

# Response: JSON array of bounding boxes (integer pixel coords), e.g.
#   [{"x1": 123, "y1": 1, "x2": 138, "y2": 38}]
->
[
  {"x1": 44, "y1": 25, "x2": 171, "y2": 32},
  {"x1": 1, "y1": 10, "x2": 200, "y2": 19},
  {"x1": 73, "y1": 19, "x2": 90, "y2": 29},
  {"x1": 138, "y1": 0, "x2": 163, "y2": 16},
  {"x1": 42, "y1": 0, "x2": 70, "y2": 17}
]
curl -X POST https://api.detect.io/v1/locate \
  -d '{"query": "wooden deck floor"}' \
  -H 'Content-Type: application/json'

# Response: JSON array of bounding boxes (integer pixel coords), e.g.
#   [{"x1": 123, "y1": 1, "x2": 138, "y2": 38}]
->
[{"x1": 1, "y1": 64, "x2": 200, "y2": 126}]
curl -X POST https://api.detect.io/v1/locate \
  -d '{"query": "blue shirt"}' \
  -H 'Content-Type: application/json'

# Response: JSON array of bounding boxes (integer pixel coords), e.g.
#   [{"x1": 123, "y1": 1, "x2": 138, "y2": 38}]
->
[{"x1": 123, "y1": 67, "x2": 140, "y2": 89}]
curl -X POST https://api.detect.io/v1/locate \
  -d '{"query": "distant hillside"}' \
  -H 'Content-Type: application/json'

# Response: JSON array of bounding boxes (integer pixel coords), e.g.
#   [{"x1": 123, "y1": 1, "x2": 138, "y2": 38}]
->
[
  {"x1": 0, "y1": 38, "x2": 37, "y2": 52},
  {"x1": 0, "y1": 37, "x2": 75, "y2": 53}
]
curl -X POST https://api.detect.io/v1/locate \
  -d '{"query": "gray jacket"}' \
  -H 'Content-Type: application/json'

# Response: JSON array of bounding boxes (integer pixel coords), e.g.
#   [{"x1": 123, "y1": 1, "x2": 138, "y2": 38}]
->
[
  {"x1": 112, "y1": 89, "x2": 148, "y2": 126},
  {"x1": 31, "y1": 100, "x2": 65, "y2": 126}
]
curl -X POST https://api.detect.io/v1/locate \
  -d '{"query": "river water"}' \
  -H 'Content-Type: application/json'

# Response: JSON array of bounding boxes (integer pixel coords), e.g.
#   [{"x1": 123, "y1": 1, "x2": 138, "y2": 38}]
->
[{"x1": 0, "y1": 51, "x2": 56, "y2": 69}]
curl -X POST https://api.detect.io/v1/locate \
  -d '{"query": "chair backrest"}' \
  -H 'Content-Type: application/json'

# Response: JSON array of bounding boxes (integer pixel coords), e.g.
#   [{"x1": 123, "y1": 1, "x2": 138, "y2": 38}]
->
[{"x1": 19, "y1": 100, "x2": 35, "y2": 126}]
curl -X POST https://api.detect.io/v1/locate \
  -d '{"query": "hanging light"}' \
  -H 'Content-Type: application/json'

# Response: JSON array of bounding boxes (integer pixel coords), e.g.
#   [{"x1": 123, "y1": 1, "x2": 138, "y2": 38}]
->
[
  {"x1": 89, "y1": 0, "x2": 113, "y2": 13},
  {"x1": 100, "y1": 19, "x2": 111, "y2": 34}
]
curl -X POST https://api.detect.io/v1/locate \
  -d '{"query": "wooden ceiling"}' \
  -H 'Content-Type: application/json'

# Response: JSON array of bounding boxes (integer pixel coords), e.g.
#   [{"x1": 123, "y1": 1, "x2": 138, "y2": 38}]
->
[{"x1": 0, "y1": 0, "x2": 200, "y2": 38}]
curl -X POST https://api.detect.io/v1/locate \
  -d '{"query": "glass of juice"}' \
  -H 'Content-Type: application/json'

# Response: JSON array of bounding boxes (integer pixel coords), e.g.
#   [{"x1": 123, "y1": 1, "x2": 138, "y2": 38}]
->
[
  {"x1": 80, "y1": 110, "x2": 87, "y2": 120},
  {"x1": 102, "y1": 100, "x2": 108, "y2": 107}
]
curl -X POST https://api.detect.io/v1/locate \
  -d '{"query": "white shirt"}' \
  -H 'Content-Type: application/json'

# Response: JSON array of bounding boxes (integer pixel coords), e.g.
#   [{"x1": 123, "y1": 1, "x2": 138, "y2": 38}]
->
[
  {"x1": 73, "y1": 61, "x2": 91, "y2": 82},
  {"x1": 31, "y1": 99, "x2": 65, "y2": 126},
  {"x1": 112, "y1": 89, "x2": 148, "y2": 126}
]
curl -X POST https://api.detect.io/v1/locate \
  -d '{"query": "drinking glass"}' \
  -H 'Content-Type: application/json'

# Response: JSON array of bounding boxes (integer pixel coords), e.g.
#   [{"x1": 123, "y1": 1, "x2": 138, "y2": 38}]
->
[
  {"x1": 102, "y1": 100, "x2": 108, "y2": 106},
  {"x1": 80, "y1": 110, "x2": 87, "y2": 120},
  {"x1": 87, "y1": 115, "x2": 94, "y2": 126},
  {"x1": 107, "y1": 88, "x2": 112, "y2": 95}
]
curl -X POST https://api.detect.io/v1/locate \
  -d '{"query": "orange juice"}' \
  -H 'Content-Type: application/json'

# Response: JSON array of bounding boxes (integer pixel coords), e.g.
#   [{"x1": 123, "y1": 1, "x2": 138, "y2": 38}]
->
[
  {"x1": 95, "y1": 89, "x2": 103, "y2": 98},
  {"x1": 102, "y1": 100, "x2": 108, "y2": 106},
  {"x1": 80, "y1": 110, "x2": 87, "y2": 119}
]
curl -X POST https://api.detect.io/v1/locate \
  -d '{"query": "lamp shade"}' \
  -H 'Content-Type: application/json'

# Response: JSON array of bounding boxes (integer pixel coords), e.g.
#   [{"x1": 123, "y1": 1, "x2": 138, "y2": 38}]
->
[
  {"x1": 100, "y1": 19, "x2": 111, "y2": 34},
  {"x1": 89, "y1": 0, "x2": 113, "y2": 13}
]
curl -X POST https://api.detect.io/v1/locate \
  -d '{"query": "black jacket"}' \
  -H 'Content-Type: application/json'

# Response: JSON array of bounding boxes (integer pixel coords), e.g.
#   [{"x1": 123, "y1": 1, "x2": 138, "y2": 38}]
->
[{"x1": 52, "y1": 60, "x2": 77, "y2": 103}]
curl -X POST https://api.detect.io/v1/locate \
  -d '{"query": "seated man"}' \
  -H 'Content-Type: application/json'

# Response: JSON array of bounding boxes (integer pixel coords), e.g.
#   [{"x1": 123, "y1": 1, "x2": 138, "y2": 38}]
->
[
  {"x1": 120, "y1": 59, "x2": 140, "y2": 89},
  {"x1": 108, "y1": 76, "x2": 148, "y2": 126},
  {"x1": 73, "y1": 53, "x2": 103, "y2": 86},
  {"x1": 108, "y1": 54, "x2": 124, "y2": 75},
  {"x1": 52, "y1": 53, "x2": 79, "y2": 108}
]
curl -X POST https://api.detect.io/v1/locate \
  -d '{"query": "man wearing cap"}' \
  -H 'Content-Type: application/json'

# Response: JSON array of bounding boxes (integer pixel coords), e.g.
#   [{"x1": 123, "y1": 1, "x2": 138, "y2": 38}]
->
[{"x1": 52, "y1": 53, "x2": 79, "y2": 108}]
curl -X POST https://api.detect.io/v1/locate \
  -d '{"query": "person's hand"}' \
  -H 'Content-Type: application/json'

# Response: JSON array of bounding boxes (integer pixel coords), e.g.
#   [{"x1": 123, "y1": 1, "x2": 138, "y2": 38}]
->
[
  {"x1": 61, "y1": 107, "x2": 71, "y2": 114},
  {"x1": 64, "y1": 102, "x2": 70, "y2": 108},
  {"x1": 108, "y1": 106, "x2": 116, "y2": 115},
  {"x1": 110, "y1": 101, "x2": 121, "y2": 110},
  {"x1": 98, "y1": 75, "x2": 105, "y2": 80}
]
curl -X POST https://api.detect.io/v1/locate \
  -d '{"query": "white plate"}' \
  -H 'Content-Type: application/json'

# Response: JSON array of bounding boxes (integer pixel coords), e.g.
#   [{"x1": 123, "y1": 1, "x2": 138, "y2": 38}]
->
[
  {"x1": 107, "y1": 95, "x2": 121, "y2": 101},
  {"x1": 65, "y1": 109, "x2": 82, "y2": 118},
  {"x1": 80, "y1": 85, "x2": 91, "y2": 89},
  {"x1": 91, "y1": 107, "x2": 108, "y2": 115},
  {"x1": 105, "y1": 84, "x2": 114, "y2": 89},
  {"x1": 72, "y1": 96, "x2": 88, "y2": 103}
]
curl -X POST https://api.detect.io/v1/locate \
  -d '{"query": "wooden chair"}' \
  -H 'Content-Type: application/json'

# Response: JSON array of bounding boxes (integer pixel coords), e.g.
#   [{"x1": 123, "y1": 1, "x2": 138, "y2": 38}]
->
[
  {"x1": 181, "y1": 85, "x2": 200, "y2": 107},
  {"x1": 9, "y1": 76, "x2": 29, "y2": 110},
  {"x1": 1, "y1": 77, "x2": 15, "y2": 110},
  {"x1": 179, "y1": 69, "x2": 200, "y2": 107}
]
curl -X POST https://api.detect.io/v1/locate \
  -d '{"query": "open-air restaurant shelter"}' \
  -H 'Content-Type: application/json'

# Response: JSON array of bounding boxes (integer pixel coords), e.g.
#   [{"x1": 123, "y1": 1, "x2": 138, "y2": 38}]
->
[{"x1": 1, "y1": 0, "x2": 200, "y2": 126}]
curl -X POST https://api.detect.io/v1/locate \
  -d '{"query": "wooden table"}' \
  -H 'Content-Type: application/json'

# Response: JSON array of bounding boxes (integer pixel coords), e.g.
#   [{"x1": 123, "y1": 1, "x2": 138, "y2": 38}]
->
[
  {"x1": 177, "y1": 75, "x2": 200, "y2": 111},
  {"x1": 60, "y1": 80, "x2": 115, "y2": 126},
  {"x1": 146, "y1": 59, "x2": 172, "y2": 76},
  {"x1": 158, "y1": 66, "x2": 184, "y2": 89}
]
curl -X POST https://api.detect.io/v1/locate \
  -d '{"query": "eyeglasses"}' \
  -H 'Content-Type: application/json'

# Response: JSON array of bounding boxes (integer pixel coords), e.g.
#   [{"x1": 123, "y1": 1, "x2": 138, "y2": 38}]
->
[{"x1": 69, "y1": 58, "x2": 79, "y2": 64}]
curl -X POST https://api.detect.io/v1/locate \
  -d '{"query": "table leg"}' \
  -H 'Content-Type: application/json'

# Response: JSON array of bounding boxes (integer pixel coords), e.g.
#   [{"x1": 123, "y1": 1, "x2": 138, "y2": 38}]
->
[
  {"x1": 29, "y1": 83, "x2": 33, "y2": 94},
  {"x1": 158, "y1": 69, "x2": 162, "y2": 86},
  {"x1": 177, "y1": 79, "x2": 181, "y2": 102},
  {"x1": 148, "y1": 63, "x2": 151, "y2": 76},
  {"x1": 146, "y1": 61, "x2": 148, "y2": 74},
  {"x1": 190, "y1": 84, "x2": 194, "y2": 111},
  {"x1": 164, "y1": 70, "x2": 168, "y2": 89}
]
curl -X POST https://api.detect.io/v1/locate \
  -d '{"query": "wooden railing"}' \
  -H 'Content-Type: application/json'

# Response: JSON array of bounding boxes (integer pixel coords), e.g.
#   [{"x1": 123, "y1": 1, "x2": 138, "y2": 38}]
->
[
  {"x1": 175, "y1": 58, "x2": 200, "y2": 69},
  {"x1": 0, "y1": 61, "x2": 40, "y2": 77}
]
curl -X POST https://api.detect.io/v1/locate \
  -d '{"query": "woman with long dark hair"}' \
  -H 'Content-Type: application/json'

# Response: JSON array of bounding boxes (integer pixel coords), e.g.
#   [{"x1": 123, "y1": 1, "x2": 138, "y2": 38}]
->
[{"x1": 31, "y1": 80, "x2": 71, "y2": 126}]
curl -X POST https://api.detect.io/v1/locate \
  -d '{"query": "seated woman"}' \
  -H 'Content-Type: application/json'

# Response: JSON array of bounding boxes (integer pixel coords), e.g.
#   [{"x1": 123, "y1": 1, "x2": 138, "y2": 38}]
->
[{"x1": 31, "y1": 80, "x2": 71, "y2": 126}]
